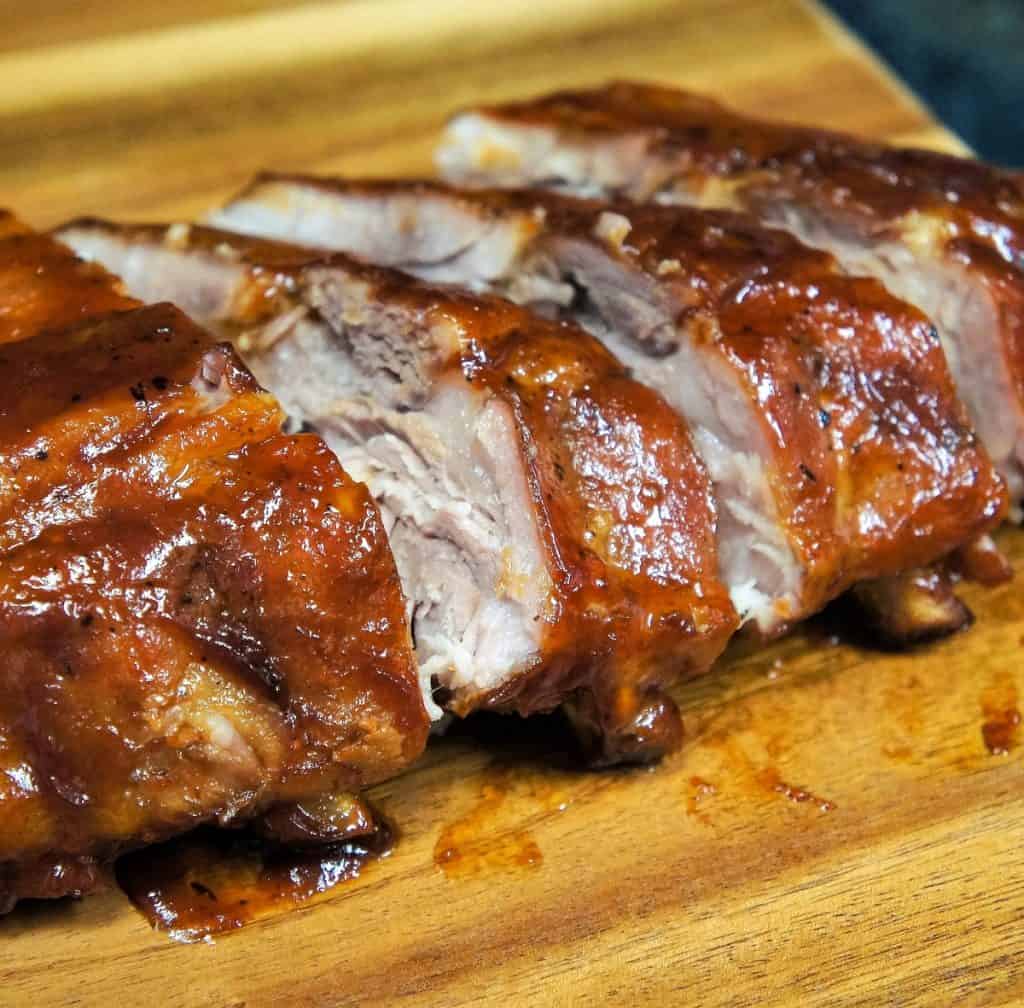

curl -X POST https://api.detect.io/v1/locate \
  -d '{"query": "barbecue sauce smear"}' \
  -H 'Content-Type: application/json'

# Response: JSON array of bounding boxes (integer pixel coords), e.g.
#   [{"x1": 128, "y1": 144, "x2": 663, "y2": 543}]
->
[{"x1": 116, "y1": 823, "x2": 393, "y2": 943}]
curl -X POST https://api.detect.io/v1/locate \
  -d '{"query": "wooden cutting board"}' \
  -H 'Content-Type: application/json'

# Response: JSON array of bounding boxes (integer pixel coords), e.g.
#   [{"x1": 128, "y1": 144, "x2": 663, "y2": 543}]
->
[{"x1": 3, "y1": 1, "x2": 1022, "y2": 1005}]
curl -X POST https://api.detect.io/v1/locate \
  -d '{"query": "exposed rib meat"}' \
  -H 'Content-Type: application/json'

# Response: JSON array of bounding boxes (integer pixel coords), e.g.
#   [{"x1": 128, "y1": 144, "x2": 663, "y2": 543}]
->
[
  {"x1": 203, "y1": 176, "x2": 1006, "y2": 637},
  {"x1": 0, "y1": 213, "x2": 427, "y2": 913},
  {"x1": 58, "y1": 218, "x2": 738, "y2": 765},
  {"x1": 435, "y1": 80, "x2": 1024, "y2": 513}
]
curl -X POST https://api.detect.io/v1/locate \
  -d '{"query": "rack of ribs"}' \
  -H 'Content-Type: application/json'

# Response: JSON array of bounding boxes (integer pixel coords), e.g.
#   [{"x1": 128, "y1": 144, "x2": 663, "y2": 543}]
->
[
  {"x1": 434, "y1": 80, "x2": 1024, "y2": 518},
  {"x1": 58, "y1": 218, "x2": 740, "y2": 765},
  {"x1": 0, "y1": 214, "x2": 428, "y2": 913},
  {"x1": 188, "y1": 175, "x2": 1006, "y2": 643}
]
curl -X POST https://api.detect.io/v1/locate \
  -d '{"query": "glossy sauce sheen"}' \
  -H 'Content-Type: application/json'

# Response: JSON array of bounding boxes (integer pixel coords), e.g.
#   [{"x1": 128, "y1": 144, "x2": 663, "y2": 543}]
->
[
  {"x1": 0, "y1": 213, "x2": 427, "y2": 913},
  {"x1": 470, "y1": 81, "x2": 1024, "y2": 419},
  {"x1": 258, "y1": 179, "x2": 1009, "y2": 625},
  {"x1": 116, "y1": 821, "x2": 393, "y2": 943},
  {"x1": 430, "y1": 762, "x2": 570, "y2": 878},
  {"x1": 58, "y1": 220, "x2": 740, "y2": 763},
  {"x1": 473, "y1": 81, "x2": 1024, "y2": 239},
  {"x1": 553, "y1": 193, "x2": 1007, "y2": 596},
  {"x1": 980, "y1": 676, "x2": 1021, "y2": 756}
]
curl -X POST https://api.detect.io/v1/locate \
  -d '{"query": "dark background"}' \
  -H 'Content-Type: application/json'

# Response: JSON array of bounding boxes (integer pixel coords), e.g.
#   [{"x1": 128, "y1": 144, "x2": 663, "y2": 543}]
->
[{"x1": 828, "y1": 0, "x2": 1024, "y2": 167}]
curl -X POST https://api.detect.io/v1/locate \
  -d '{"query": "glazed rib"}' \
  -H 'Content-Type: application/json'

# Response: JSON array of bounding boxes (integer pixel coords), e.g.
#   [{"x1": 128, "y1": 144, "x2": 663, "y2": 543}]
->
[
  {"x1": 436, "y1": 80, "x2": 1024, "y2": 512},
  {"x1": 0, "y1": 214, "x2": 427, "y2": 912},
  {"x1": 58, "y1": 218, "x2": 738, "y2": 764},
  {"x1": 204, "y1": 176, "x2": 1006, "y2": 636}
]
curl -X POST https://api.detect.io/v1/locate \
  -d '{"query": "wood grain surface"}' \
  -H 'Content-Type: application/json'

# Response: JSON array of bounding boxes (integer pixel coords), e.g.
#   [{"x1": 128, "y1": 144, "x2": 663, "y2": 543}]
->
[{"x1": 2, "y1": 2, "x2": 1020, "y2": 1006}]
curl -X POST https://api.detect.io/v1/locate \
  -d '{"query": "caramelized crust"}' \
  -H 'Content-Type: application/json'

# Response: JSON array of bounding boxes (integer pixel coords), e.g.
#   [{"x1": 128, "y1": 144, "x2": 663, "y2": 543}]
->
[
  {"x1": 0, "y1": 216, "x2": 425, "y2": 912},
  {"x1": 440, "y1": 82, "x2": 1024, "y2": 504},
  {"x1": 444, "y1": 289, "x2": 736, "y2": 730},
  {"x1": 449, "y1": 82, "x2": 1024, "y2": 232},
  {"x1": 361, "y1": 255, "x2": 738, "y2": 716},
  {"x1": 204, "y1": 177, "x2": 1007, "y2": 632},
  {"x1": 0, "y1": 210, "x2": 135, "y2": 342},
  {"x1": 59, "y1": 219, "x2": 739, "y2": 762}
]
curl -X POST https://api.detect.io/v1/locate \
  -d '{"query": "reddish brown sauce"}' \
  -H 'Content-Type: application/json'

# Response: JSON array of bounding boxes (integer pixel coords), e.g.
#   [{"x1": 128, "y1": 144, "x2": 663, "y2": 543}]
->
[
  {"x1": 952, "y1": 537, "x2": 1014, "y2": 587},
  {"x1": 476, "y1": 83, "x2": 1022, "y2": 537},
  {"x1": 981, "y1": 678, "x2": 1021, "y2": 756},
  {"x1": 694, "y1": 710, "x2": 836, "y2": 812},
  {"x1": 756, "y1": 767, "x2": 837, "y2": 813},
  {"x1": 982, "y1": 710, "x2": 1021, "y2": 756},
  {"x1": 486, "y1": 81, "x2": 1024, "y2": 255},
  {"x1": 68, "y1": 217, "x2": 741, "y2": 762},
  {"x1": 685, "y1": 776, "x2": 717, "y2": 825},
  {"x1": 116, "y1": 823, "x2": 392, "y2": 943},
  {"x1": 433, "y1": 779, "x2": 542, "y2": 879},
  {"x1": 0, "y1": 217, "x2": 427, "y2": 914},
  {"x1": 431, "y1": 764, "x2": 575, "y2": 879},
  {"x1": 274, "y1": 177, "x2": 1006, "y2": 632}
]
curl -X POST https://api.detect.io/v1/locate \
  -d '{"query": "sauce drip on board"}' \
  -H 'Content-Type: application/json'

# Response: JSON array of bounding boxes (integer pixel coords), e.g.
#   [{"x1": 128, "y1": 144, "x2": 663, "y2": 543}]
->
[
  {"x1": 434, "y1": 816, "x2": 543, "y2": 878},
  {"x1": 981, "y1": 677, "x2": 1021, "y2": 756},
  {"x1": 428, "y1": 724, "x2": 575, "y2": 880},
  {"x1": 432, "y1": 765, "x2": 562, "y2": 879},
  {"x1": 685, "y1": 776, "x2": 717, "y2": 825},
  {"x1": 756, "y1": 767, "x2": 838, "y2": 813},
  {"x1": 115, "y1": 822, "x2": 393, "y2": 943}
]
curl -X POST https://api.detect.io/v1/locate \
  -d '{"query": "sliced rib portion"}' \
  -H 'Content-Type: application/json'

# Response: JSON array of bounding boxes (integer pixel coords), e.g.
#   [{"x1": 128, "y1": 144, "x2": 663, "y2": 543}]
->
[
  {"x1": 436, "y1": 80, "x2": 1024, "y2": 510},
  {"x1": 59, "y1": 218, "x2": 737, "y2": 765},
  {"x1": 205, "y1": 176, "x2": 1006, "y2": 637},
  {"x1": 0, "y1": 213, "x2": 427, "y2": 913}
]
